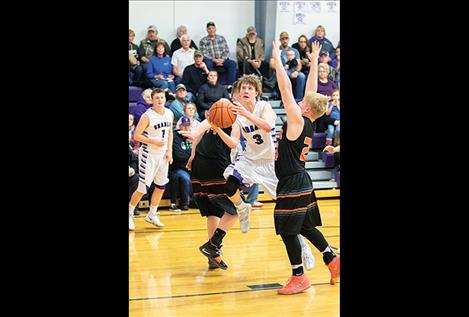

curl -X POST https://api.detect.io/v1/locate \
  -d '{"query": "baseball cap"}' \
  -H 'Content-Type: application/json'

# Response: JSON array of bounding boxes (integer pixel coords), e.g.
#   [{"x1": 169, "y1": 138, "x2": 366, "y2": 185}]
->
[
  {"x1": 194, "y1": 49, "x2": 203, "y2": 57},
  {"x1": 279, "y1": 31, "x2": 289, "y2": 39},
  {"x1": 147, "y1": 25, "x2": 158, "y2": 32},
  {"x1": 176, "y1": 84, "x2": 186, "y2": 91},
  {"x1": 206, "y1": 21, "x2": 215, "y2": 28},
  {"x1": 246, "y1": 26, "x2": 257, "y2": 34},
  {"x1": 180, "y1": 116, "x2": 191, "y2": 126},
  {"x1": 319, "y1": 51, "x2": 329, "y2": 57}
]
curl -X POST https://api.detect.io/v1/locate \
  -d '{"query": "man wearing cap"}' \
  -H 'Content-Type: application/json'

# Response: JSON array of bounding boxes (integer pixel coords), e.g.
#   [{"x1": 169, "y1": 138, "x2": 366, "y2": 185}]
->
[
  {"x1": 172, "y1": 34, "x2": 196, "y2": 79},
  {"x1": 138, "y1": 25, "x2": 171, "y2": 67},
  {"x1": 170, "y1": 84, "x2": 199, "y2": 124},
  {"x1": 168, "y1": 116, "x2": 194, "y2": 211},
  {"x1": 199, "y1": 21, "x2": 237, "y2": 85},
  {"x1": 269, "y1": 31, "x2": 306, "y2": 100},
  {"x1": 181, "y1": 50, "x2": 209, "y2": 96},
  {"x1": 236, "y1": 26, "x2": 269, "y2": 78}
]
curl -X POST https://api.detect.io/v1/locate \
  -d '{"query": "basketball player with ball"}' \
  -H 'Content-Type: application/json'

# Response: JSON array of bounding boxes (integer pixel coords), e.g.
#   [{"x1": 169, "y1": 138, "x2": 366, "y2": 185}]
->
[
  {"x1": 271, "y1": 40, "x2": 340, "y2": 295},
  {"x1": 185, "y1": 98, "x2": 240, "y2": 270}
]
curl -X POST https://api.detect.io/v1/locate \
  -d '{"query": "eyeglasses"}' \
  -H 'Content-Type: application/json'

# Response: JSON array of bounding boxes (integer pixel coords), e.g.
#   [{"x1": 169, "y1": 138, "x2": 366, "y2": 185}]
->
[{"x1": 299, "y1": 41, "x2": 307, "y2": 43}]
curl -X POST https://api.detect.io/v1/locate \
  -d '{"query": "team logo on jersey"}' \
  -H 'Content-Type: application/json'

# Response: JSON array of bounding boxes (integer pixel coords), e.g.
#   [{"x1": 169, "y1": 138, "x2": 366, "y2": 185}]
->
[
  {"x1": 242, "y1": 125, "x2": 259, "y2": 133},
  {"x1": 153, "y1": 121, "x2": 171, "y2": 130}
]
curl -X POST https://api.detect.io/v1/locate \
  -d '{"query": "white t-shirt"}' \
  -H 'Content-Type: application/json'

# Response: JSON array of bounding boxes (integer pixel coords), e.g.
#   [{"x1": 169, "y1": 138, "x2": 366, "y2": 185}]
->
[{"x1": 171, "y1": 47, "x2": 195, "y2": 74}]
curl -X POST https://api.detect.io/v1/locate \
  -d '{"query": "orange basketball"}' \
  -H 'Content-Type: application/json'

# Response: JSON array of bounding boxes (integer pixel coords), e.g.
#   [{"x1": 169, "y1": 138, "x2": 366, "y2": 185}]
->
[{"x1": 208, "y1": 98, "x2": 237, "y2": 128}]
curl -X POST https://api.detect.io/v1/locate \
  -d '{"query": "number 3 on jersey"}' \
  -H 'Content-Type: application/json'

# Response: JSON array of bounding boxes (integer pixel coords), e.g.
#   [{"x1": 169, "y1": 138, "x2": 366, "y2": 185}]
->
[
  {"x1": 252, "y1": 134, "x2": 264, "y2": 144},
  {"x1": 300, "y1": 137, "x2": 312, "y2": 161}
]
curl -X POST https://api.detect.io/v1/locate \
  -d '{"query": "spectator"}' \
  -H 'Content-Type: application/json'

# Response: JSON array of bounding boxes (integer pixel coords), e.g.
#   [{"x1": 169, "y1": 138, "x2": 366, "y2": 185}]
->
[
  {"x1": 319, "y1": 51, "x2": 338, "y2": 82},
  {"x1": 236, "y1": 26, "x2": 269, "y2": 78},
  {"x1": 171, "y1": 34, "x2": 197, "y2": 80},
  {"x1": 325, "y1": 89, "x2": 340, "y2": 146},
  {"x1": 129, "y1": 114, "x2": 140, "y2": 153},
  {"x1": 333, "y1": 46, "x2": 340, "y2": 88},
  {"x1": 169, "y1": 83, "x2": 198, "y2": 124},
  {"x1": 131, "y1": 88, "x2": 153, "y2": 125},
  {"x1": 169, "y1": 116, "x2": 193, "y2": 211},
  {"x1": 317, "y1": 63, "x2": 337, "y2": 97},
  {"x1": 170, "y1": 25, "x2": 198, "y2": 55},
  {"x1": 196, "y1": 70, "x2": 230, "y2": 120},
  {"x1": 199, "y1": 21, "x2": 237, "y2": 85},
  {"x1": 323, "y1": 144, "x2": 340, "y2": 171},
  {"x1": 292, "y1": 34, "x2": 311, "y2": 76},
  {"x1": 308, "y1": 25, "x2": 336, "y2": 58},
  {"x1": 176, "y1": 102, "x2": 200, "y2": 131},
  {"x1": 146, "y1": 41, "x2": 177, "y2": 93},
  {"x1": 129, "y1": 29, "x2": 145, "y2": 87},
  {"x1": 138, "y1": 25, "x2": 171, "y2": 72},
  {"x1": 181, "y1": 50, "x2": 209, "y2": 96},
  {"x1": 270, "y1": 32, "x2": 305, "y2": 100}
]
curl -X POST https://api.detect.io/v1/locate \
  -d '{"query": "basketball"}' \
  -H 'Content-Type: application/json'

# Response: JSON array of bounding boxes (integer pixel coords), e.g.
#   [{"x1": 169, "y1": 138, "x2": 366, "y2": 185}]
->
[{"x1": 208, "y1": 98, "x2": 237, "y2": 128}]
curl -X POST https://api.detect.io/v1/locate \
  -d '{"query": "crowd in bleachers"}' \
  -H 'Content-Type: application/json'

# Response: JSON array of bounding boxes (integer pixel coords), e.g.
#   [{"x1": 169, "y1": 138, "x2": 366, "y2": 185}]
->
[{"x1": 129, "y1": 21, "x2": 340, "y2": 213}]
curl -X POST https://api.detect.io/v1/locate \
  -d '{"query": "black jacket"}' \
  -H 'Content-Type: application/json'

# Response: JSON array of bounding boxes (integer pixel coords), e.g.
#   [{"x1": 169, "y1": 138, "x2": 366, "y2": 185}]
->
[
  {"x1": 196, "y1": 82, "x2": 230, "y2": 112},
  {"x1": 170, "y1": 132, "x2": 192, "y2": 171},
  {"x1": 181, "y1": 64, "x2": 208, "y2": 95}
]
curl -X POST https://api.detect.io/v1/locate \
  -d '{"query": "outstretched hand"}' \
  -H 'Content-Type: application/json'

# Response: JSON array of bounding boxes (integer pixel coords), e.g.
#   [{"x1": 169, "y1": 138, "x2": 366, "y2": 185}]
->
[
  {"x1": 272, "y1": 39, "x2": 281, "y2": 60},
  {"x1": 306, "y1": 41, "x2": 321, "y2": 61}
]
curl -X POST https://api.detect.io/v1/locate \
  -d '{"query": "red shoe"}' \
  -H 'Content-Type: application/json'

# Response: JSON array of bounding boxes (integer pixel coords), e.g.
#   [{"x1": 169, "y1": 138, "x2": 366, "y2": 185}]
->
[
  {"x1": 327, "y1": 255, "x2": 340, "y2": 285},
  {"x1": 277, "y1": 275, "x2": 311, "y2": 295}
]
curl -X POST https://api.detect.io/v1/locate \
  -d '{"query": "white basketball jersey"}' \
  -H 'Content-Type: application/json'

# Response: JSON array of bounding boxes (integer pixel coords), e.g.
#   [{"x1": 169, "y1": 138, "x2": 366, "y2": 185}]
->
[
  {"x1": 142, "y1": 107, "x2": 173, "y2": 153},
  {"x1": 237, "y1": 100, "x2": 277, "y2": 161}
]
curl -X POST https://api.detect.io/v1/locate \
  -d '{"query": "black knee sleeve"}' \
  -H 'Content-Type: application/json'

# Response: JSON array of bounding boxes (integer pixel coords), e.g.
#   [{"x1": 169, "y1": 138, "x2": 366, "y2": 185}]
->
[
  {"x1": 225, "y1": 176, "x2": 240, "y2": 197},
  {"x1": 280, "y1": 234, "x2": 302, "y2": 265}
]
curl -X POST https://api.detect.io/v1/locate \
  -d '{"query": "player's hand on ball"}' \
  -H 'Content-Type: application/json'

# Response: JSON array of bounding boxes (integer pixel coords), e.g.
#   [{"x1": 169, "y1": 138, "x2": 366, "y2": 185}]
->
[{"x1": 232, "y1": 101, "x2": 247, "y2": 116}]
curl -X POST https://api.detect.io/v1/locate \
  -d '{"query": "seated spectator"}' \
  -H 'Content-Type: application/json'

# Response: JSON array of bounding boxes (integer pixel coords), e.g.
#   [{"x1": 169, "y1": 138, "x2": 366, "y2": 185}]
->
[
  {"x1": 168, "y1": 116, "x2": 194, "y2": 211},
  {"x1": 325, "y1": 89, "x2": 340, "y2": 146},
  {"x1": 129, "y1": 145, "x2": 140, "y2": 220},
  {"x1": 292, "y1": 34, "x2": 311, "y2": 76},
  {"x1": 129, "y1": 29, "x2": 145, "y2": 87},
  {"x1": 130, "y1": 88, "x2": 153, "y2": 125},
  {"x1": 146, "y1": 41, "x2": 178, "y2": 93},
  {"x1": 199, "y1": 21, "x2": 237, "y2": 85},
  {"x1": 236, "y1": 26, "x2": 269, "y2": 78},
  {"x1": 317, "y1": 63, "x2": 337, "y2": 98},
  {"x1": 333, "y1": 46, "x2": 340, "y2": 88},
  {"x1": 270, "y1": 32, "x2": 306, "y2": 100},
  {"x1": 319, "y1": 51, "x2": 338, "y2": 82},
  {"x1": 181, "y1": 50, "x2": 209, "y2": 96},
  {"x1": 171, "y1": 35, "x2": 197, "y2": 82},
  {"x1": 138, "y1": 25, "x2": 171, "y2": 73},
  {"x1": 176, "y1": 102, "x2": 200, "y2": 131},
  {"x1": 170, "y1": 25, "x2": 198, "y2": 55},
  {"x1": 196, "y1": 70, "x2": 230, "y2": 120},
  {"x1": 308, "y1": 25, "x2": 336, "y2": 58},
  {"x1": 323, "y1": 144, "x2": 340, "y2": 171},
  {"x1": 169, "y1": 84, "x2": 198, "y2": 124}
]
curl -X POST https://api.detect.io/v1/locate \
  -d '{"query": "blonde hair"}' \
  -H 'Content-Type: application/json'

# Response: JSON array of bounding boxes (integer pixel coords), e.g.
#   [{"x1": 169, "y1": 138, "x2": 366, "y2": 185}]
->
[
  {"x1": 142, "y1": 88, "x2": 152, "y2": 100},
  {"x1": 235, "y1": 74, "x2": 262, "y2": 97},
  {"x1": 318, "y1": 63, "x2": 330, "y2": 74},
  {"x1": 315, "y1": 25, "x2": 326, "y2": 36},
  {"x1": 129, "y1": 29, "x2": 135, "y2": 36},
  {"x1": 304, "y1": 92, "x2": 328, "y2": 117}
]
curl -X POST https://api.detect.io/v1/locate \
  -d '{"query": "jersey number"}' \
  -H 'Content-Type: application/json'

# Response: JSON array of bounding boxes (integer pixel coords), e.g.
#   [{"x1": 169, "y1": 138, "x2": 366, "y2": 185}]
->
[
  {"x1": 300, "y1": 137, "x2": 312, "y2": 161},
  {"x1": 252, "y1": 134, "x2": 264, "y2": 145},
  {"x1": 161, "y1": 130, "x2": 166, "y2": 138}
]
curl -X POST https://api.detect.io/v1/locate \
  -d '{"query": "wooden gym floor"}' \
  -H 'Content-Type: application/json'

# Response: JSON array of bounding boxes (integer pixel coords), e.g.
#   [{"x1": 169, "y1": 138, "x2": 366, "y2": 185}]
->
[{"x1": 129, "y1": 198, "x2": 340, "y2": 316}]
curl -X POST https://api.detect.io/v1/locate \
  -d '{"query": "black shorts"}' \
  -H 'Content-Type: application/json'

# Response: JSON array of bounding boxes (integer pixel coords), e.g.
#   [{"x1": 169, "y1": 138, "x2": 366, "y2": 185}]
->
[
  {"x1": 191, "y1": 156, "x2": 236, "y2": 218},
  {"x1": 274, "y1": 171, "x2": 322, "y2": 235}
]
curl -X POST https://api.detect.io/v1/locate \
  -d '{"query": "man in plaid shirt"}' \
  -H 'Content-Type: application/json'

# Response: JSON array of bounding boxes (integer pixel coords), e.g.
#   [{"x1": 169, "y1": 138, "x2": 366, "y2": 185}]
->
[{"x1": 199, "y1": 21, "x2": 237, "y2": 85}]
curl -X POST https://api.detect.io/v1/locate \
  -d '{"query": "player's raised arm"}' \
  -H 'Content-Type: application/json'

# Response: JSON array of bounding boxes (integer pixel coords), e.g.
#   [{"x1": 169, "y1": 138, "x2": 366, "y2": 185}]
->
[{"x1": 304, "y1": 41, "x2": 321, "y2": 95}]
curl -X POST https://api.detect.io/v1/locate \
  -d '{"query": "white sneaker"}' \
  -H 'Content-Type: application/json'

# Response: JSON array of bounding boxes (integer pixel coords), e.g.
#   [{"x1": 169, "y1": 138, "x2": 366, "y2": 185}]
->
[
  {"x1": 252, "y1": 201, "x2": 264, "y2": 208},
  {"x1": 129, "y1": 215, "x2": 135, "y2": 231},
  {"x1": 302, "y1": 244, "x2": 315, "y2": 270},
  {"x1": 237, "y1": 203, "x2": 251, "y2": 233},
  {"x1": 145, "y1": 212, "x2": 165, "y2": 227}
]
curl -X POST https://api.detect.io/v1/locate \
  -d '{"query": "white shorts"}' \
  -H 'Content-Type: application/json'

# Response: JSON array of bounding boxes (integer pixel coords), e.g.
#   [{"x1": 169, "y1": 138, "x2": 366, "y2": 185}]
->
[
  {"x1": 223, "y1": 157, "x2": 278, "y2": 200},
  {"x1": 137, "y1": 147, "x2": 169, "y2": 194}
]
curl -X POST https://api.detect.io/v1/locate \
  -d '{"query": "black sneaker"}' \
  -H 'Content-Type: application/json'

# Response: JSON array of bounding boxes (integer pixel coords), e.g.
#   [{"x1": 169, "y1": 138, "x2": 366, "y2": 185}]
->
[
  {"x1": 208, "y1": 259, "x2": 220, "y2": 270},
  {"x1": 199, "y1": 241, "x2": 228, "y2": 270},
  {"x1": 181, "y1": 204, "x2": 189, "y2": 211},
  {"x1": 169, "y1": 203, "x2": 181, "y2": 212}
]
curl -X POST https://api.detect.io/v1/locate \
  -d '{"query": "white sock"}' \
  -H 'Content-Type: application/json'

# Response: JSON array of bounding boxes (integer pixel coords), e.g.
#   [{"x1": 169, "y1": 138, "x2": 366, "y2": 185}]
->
[
  {"x1": 234, "y1": 197, "x2": 246, "y2": 210},
  {"x1": 129, "y1": 204, "x2": 135, "y2": 216},
  {"x1": 149, "y1": 205, "x2": 158, "y2": 216},
  {"x1": 321, "y1": 246, "x2": 332, "y2": 253}
]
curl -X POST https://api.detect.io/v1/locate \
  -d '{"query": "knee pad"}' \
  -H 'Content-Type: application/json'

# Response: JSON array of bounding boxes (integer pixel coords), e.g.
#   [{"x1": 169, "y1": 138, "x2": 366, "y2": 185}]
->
[{"x1": 225, "y1": 176, "x2": 240, "y2": 197}]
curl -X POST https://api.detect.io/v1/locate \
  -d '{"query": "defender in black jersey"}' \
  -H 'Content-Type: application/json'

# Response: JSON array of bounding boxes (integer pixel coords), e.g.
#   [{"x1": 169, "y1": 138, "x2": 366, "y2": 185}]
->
[
  {"x1": 185, "y1": 118, "x2": 238, "y2": 270},
  {"x1": 272, "y1": 39, "x2": 340, "y2": 295}
]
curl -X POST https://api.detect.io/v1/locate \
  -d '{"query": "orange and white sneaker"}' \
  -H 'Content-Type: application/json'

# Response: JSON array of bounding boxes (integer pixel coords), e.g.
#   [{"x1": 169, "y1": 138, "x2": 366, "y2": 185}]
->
[
  {"x1": 327, "y1": 255, "x2": 340, "y2": 285},
  {"x1": 277, "y1": 275, "x2": 311, "y2": 295}
]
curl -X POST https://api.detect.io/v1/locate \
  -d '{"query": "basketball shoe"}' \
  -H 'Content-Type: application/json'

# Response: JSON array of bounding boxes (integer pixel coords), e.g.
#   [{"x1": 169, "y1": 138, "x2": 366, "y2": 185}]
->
[{"x1": 277, "y1": 274, "x2": 311, "y2": 295}]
